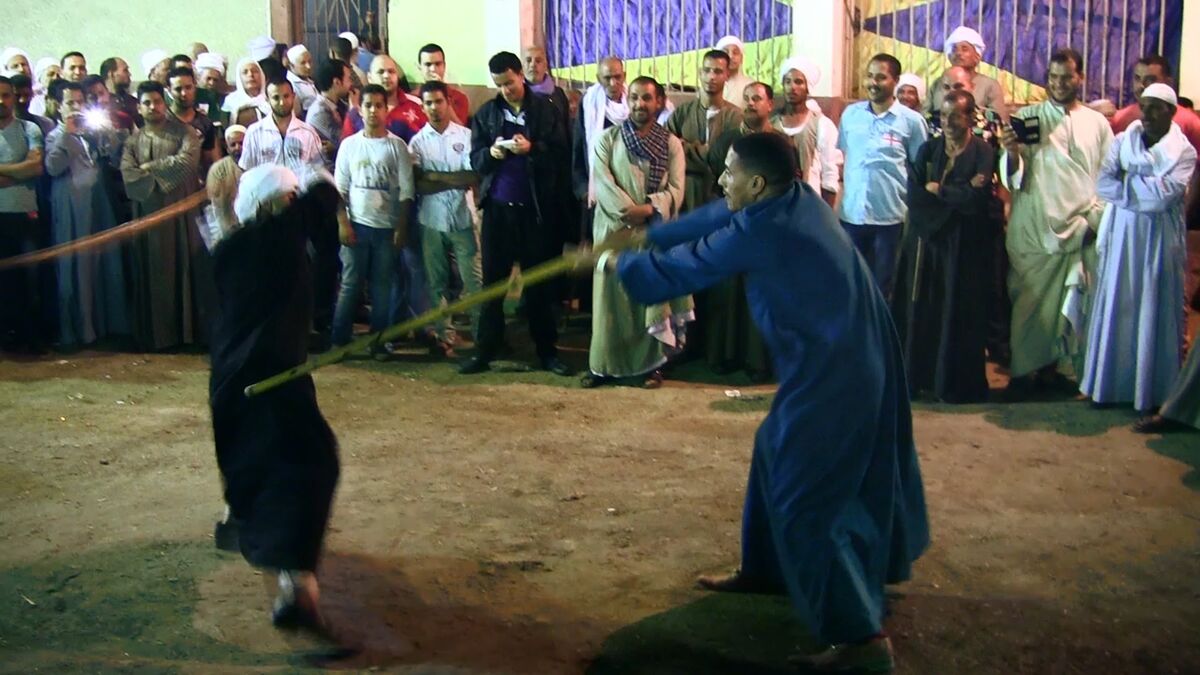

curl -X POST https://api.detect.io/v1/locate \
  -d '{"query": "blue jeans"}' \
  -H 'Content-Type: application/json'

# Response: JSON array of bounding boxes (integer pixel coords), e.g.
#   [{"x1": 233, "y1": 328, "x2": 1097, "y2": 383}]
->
[
  {"x1": 840, "y1": 221, "x2": 902, "y2": 300},
  {"x1": 331, "y1": 223, "x2": 396, "y2": 345}
]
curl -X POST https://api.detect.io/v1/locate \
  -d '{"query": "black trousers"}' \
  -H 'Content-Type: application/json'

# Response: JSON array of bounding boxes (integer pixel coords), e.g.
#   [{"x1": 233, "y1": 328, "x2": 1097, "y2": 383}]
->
[
  {"x1": 0, "y1": 212, "x2": 41, "y2": 347},
  {"x1": 477, "y1": 202, "x2": 558, "y2": 360},
  {"x1": 309, "y1": 214, "x2": 340, "y2": 335}
]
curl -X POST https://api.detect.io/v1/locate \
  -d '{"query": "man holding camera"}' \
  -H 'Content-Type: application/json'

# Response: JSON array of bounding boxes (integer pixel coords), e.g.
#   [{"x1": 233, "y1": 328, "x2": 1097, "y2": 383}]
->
[{"x1": 1000, "y1": 48, "x2": 1113, "y2": 396}]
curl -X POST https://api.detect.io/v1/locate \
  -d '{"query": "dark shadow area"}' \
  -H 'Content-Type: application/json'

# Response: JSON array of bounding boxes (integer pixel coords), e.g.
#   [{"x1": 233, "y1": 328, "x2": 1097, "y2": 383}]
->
[
  {"x1": 585, "y1": 593, "x2": 811, "y2": 675},
  {"x1": 1146, "y1": 430, "x2": 1200, "y2": 491},
  {"x1": 911, "y1": 398, "x2": 1140, "y2": 437}
]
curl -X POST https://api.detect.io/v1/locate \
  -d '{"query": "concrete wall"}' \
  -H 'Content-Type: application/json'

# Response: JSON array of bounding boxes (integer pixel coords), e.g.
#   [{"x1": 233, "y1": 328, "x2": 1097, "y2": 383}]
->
[
  {"x1": 3, "y1": 0, "x2": 268, "y2": 80},
  {"x1": 1181, "y1": 1, "x2": 1200, "y2": 100},
  {"x1": 387, "y1": 0, "x2": 523, "y2": 87}
]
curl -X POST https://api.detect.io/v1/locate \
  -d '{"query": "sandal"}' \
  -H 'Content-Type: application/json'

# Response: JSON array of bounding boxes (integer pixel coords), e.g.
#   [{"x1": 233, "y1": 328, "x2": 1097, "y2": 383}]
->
[
  {"x1": 580, "y1": 374, "x2": 609, "y2": 388},
  {"x1": 642, "y1": 370, "x2": 664, "y2": 389}
]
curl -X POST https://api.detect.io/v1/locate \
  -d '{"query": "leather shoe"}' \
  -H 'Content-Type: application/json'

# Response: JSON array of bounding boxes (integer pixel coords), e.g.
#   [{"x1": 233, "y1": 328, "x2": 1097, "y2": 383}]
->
[
  {"x1": 459, "y1": 356, "x2": 491, "y2": 374},
  {"x1": 540, "y1": 356, "x2": 573, "y2": 376}
]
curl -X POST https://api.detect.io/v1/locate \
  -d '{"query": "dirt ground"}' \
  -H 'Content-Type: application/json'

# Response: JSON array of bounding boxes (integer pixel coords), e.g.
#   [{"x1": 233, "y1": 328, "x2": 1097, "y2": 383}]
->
[{"x1": 1, "y1": 319, "x2": 1199, "y2": 674}]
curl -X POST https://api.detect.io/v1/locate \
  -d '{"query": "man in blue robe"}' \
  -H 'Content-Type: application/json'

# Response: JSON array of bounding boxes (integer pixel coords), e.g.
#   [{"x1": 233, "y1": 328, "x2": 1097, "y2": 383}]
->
[{"x1": 591, "y1": 132, "x2": 929, "y2": 671}]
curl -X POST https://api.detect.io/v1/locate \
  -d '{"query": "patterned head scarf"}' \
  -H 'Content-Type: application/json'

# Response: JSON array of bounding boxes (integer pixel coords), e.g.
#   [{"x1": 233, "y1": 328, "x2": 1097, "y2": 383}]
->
[{"x1": 620, "y1": 119, "x2": 672, "y2": 196}]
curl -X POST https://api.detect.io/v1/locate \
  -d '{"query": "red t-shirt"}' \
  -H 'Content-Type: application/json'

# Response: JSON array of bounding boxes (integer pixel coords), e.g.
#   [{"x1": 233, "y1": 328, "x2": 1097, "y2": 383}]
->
[{"x1": 342, "y1": 94, "x2": 428, "y2": 142}]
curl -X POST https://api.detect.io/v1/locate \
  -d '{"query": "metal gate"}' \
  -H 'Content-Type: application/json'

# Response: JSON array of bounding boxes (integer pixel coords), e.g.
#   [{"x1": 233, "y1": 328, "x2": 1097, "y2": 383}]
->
[
  {"x1": 854, "y1": 0, "x2": 1184, "y2": 105},
  {"x1": 302, "y1": 0, "x2": 388, "y2": 65},
  {"x1": 543, "y1": 0, "x2": 794, "y2": 91}
]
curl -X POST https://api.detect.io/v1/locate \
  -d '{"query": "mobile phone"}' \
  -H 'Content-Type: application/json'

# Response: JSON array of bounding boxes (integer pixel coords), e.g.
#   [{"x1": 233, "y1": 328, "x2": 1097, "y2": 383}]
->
[
  {"x1": 1010, "y1": 116, "x2": 1040, "y2": 144},
  {"x1": 496, "y1": 138, "x2": 519, "y2": 150}
]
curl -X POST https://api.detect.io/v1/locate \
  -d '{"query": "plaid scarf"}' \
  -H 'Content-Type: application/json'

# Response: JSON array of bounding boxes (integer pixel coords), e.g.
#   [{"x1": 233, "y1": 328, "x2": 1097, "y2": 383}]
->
[{"x1": 620, "y1": 119, "x2": 671, "y2": 196}]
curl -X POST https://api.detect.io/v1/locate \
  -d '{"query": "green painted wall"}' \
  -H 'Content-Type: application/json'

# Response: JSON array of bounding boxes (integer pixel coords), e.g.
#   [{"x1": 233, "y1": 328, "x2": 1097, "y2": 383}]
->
[
  {"x1": 3, "y1": 0, "x2": 267, "y2": 80},
  {"x1": 387, "y1": 0, "x2": 521, "y2": 87}
]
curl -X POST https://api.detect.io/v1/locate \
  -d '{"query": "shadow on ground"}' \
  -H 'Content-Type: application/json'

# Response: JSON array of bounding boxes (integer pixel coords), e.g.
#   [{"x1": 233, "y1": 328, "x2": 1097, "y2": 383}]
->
[{"x1": 1146, "y1": 430, "x2": 1200, "y2": 491}]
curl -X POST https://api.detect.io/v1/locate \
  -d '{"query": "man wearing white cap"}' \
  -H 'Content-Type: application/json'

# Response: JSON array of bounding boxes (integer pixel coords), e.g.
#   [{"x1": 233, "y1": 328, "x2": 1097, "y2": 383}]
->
[
  {"x1": 27, "y1": 59, "x2": 60, "y2": 117},
  {"x1": 999, "y1": 48, "x2": 1112, "y2": 395},
  {"x1": 1, "y1": 48, "x2": 31, "y2": 79},
  {"x1": 896, "y1": 73, "x2": 925, "y2": 112},
  {"x1": 927, "y1": 26, "x2": 1004, "y2": 114},
  {"x1": 285, "y1": 44, "x2": 318, "y2": 119},
  {"x1": 205, "y1": 124, "x2": 247, "y2": 240},
  {"x1": 247, "y1": 36, "x2": 277, "y2": 63},
  {"x1": 1080, "y1": 82, "x2": 1196, "y2": 412},
  {"x1": 715, "y1": 35, "x2": 754, "y2": 104},
  {"x1": 194, "y1": 52, "x2": 228, "y2": 98},
  {"x1": 772, "y1": 56, "x2": 840, "y2": 206}
]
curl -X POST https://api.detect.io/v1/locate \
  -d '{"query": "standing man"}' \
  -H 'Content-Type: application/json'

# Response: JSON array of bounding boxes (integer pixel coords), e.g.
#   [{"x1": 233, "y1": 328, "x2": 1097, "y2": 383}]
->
[
  {"x1": 45, "y1": 81, "x2": 129, "y2": 348},
  {"x1": 410, "y1": 81, "x2": 482, "y2": 357},
  {"x1": 461, "y1": 51, "x2": 571, "y2": 376},
  {"x1": 141, "y1": 50, "x2": 171, "y2": 86},
  {"x1": 61, "y1": 52, "x2": 87, "y2": 83},
  {"x1": 837, "y1": 53, "x2": 928, "y2": 299},
  {"x1": 715, "y1": 36, "x2": 754, "y2": 103},
  {"x1": 418, "y1": 43, "x2": 471, "y2": 124},
  {"x1": 1000, "y1": 48, "x2": 1112, "y2": 394},
  {"x1": 204, "y1": 124, "x2": 246, "y2": 242},
  {"x1": 593, "y1": 132, "x2": 928, "y2": 673},
  {"x1": 330, "y1": 37, "x2": 365, "y2": 92},
  {"x1": 1080, "y1": 83, "x2": 1195, "y2": 412},
  {"x1": 576, "y1": 57, "x2": 628, "y2": 209},
  {"x1": 584, "y1": 76, "x2": 687, "y2": 388},
  {"x1": 306, "y1": 58, "x2": 350, "y2": 171},
  {"x1": 1, "y1": 48, "x2": 31, "y2": 79},
  {"x1": 927, "y1": 26, "x2": 1005, "y2": 113},
  {"x1": 773, "y1": 57, "x2": 841, "y2": 206},
  {"x1": 331, "y1": 83, "x2": 414, "y2": 351},
  {"x1": 285, "y1": 44, "x2": 319, "y2": 119},
  {"x1": 168, "y1": 67, "x2": 221, "y2": 174},
  {"x1": 666, "y1": 49, "x2": 741, "y2": 212},
  {"x1": 239, "y1": 78, "x2": 324, "y2": 174},
  {"x1": 99, "y1": 57, "x2": 139, "y2": 125},
  {"x1": 896, "y1": 73, "x2": 925, "y2": 112},
  {"x1": 342, "y1": 55, "x2": 426, "y2": 143},
  {"x1": 0, "y1": 75, "x2": 45, "y2": 353},
  {"x1": 120, "y1": 80, "x2": 203, "y2": 351}
]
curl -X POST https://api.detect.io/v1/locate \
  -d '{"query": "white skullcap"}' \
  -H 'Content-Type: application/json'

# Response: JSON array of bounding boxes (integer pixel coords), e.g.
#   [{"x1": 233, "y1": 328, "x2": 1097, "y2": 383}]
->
[
  {"x1": 1, "y1": 47, "x2": 29, "y2": 72},
  {"x1": 248, "y1": 35, "x2": 276, "y2": 61},
  {"x1": 286, "y1": 44, "x2": 309, "y2": 63},
  {"x1": 194, "y1": 52, "x2": 225, "y2": 75},
  {"x1": 338, "y1": 32, "x2": 360, "y2": 50},
  {"x1": 779, "y1": 56, "x2": 821, "y2": 88},
  {"x1": 34, "y1": 57, "x2": 57, "y2": 80},
  {"x1": 897, "y1": 73, "x2": 927, "y2": 102},
  {"x1": 944, "y1": 26, "x2": 985, "y2": 59},
  {"x1": 223, "y1": 124, "x2": 247, "y2": 141},
  {"x1": 715, "y1": 35, "x2": 744, "y2": 51},
  {"x1": 235, "y1": 165, "x2": 299, "y2": 225},
  {"x1": 141, "y1": 49, "x2": 169, "y2": 77},
  {"x1": 1141, "y1": 82, "x2": 1178, "y2": 106}
]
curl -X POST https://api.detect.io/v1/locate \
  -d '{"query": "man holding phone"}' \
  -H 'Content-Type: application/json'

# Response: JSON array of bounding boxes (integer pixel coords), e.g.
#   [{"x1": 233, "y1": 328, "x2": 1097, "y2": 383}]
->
[{"x1": 999, "y1": 48, "x2": 1113, "y2": 396}]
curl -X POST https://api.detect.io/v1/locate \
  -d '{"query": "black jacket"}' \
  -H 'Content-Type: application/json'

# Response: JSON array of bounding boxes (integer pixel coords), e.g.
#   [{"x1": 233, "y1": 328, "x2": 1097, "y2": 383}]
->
[{"x1": 470, "y1": 85, "x2": 567, "y2": 223}]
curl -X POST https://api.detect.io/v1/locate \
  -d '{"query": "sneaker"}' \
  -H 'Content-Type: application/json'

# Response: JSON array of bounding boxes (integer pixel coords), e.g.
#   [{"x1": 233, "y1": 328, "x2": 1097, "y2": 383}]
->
[{"x1": 788, "y1": 636, "x2": 894, "y2": 673}]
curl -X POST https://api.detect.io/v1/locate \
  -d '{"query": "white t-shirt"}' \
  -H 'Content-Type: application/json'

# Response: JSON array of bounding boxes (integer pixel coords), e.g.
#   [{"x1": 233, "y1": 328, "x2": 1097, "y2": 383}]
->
[
  {"x1": 334, "y1": 130, "x2": 415, "y2": 230},
  {"x1": 408, "y1": 121, "x2": 474, "y2": 232}
]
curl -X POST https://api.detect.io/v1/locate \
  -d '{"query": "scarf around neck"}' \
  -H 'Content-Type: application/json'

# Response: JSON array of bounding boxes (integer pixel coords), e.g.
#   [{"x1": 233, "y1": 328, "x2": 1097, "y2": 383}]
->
[{"x1": 620, "y1": 119, "x2": 671, "y2": 195}]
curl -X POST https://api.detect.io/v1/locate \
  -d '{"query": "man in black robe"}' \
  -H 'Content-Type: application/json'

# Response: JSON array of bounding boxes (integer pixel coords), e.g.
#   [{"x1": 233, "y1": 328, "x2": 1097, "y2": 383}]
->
[{"x1": 209, "y1": 163, "x2": 341, "y2": 632}]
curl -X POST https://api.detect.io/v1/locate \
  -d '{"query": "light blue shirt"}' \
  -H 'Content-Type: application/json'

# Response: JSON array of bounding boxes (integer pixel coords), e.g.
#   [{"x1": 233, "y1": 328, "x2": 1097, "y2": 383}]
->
[{"x1": 837, "y1": 100, "x2": 928, "y2": 225}]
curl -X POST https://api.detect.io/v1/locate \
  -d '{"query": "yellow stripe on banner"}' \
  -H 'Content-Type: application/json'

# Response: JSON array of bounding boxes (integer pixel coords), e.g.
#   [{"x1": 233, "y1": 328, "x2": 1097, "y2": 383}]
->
[
  {"x1": 552, "y1": 35, "x2": 793, "y2": 90},
  {"x1": 854, "y1": 31, "x2": 1047, "y2": 105},
  {"x1": 862, "y1": 0, "x2": 938, "y2": 19}
]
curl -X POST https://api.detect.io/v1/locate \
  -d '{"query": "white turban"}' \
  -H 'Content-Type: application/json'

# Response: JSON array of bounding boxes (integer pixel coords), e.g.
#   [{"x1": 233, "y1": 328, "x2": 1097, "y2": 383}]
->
[
  {"x1": 235, "y1": 165, "x2": 299, "y2": 225},
  {"x1": 195, "y1": 52, "x2": 225, "y2": 76},
  {"x1": 248, "y1": 35, "x2": 276, "y2": 61},
  {"x1": 715, "y1": 35, "x2": 744, "y2": 52},
  {"x1": 141, "y1": 49, "x2": 169, "y2": 77},
  {"x1": 1, "y1": 47, "x2": 29, "y2": 74},
  {"x1": 223, "y1": 124, "x2": 247, "y2": 142},
  {"x1": 34, "y1": 57, "x2": 57, "y2": 80},
  {"x1": 1141, "y1": 82, "x2": 1178, "y2": 107},
  {"x1": 944, "y1": 26, "x2": 985, "y2": 59},
  {"x1": 897, "y1": 73, "x2": 927, "y2": 102},
  {"x1": 286, "y1": 44, "x2": 309, "y2": 63},
  {"x1": 778, "y1": 56, "x2": 821, "y2": 88},
  {"x1": 338, "y1": 32, "x2": 360, "y2": 51}
]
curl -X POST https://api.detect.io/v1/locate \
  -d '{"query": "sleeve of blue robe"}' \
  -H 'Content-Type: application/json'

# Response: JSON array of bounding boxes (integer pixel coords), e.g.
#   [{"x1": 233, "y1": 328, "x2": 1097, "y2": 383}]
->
[
  {"x1": 644, "y1": 196, "x2": 733, "y2": 248},
  {"x1": 618, "y1": 201, "x2": 763, "y2": 306}
]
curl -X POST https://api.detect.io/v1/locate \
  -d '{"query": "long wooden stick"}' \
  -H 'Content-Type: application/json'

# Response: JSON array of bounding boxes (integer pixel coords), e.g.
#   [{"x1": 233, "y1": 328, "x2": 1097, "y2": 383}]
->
[{"x1": 243, "y1": 254, "x2": 581, "y2": 398}]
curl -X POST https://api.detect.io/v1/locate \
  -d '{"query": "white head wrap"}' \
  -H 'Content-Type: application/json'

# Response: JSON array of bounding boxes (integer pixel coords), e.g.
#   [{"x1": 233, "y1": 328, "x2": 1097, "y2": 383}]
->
[
  {"x1": 715, "y1": 35, "x2": 744, "y2": 52},
  {"x1": 194, "y1": 52, "x2": 225, "y2": 76},
  {"x1": 235, "y1": 165, "x2": 299, "y2": 225},
  {"x1": 223, "y1": 124, "x2": 247, "y2": 142},
  {"x1": 248, "y1": 35, "x2": 276, "y2": 61},
  {"x1": 220, "y1": 57, "x2": 270, "y2": 117},
  {"x1": 1, "y1": 47, "x2": 30, "y2": 75},
  {"x1": 778, "y1": 56, "x2": 821, "y2": 88},
  {"x1": 286, "y1": 44, "x2": 309, "y2": 63},
  {"x1": 141, "y1": 49, "x2": 169, "y2": 77},
  {"x1": 35, "y1": 57, "x2": 57, "y2": 81},
  {"x1": 897, "y1": 73, "x2": 927, "y2": 102},
  {"x1": 1141, "y1": 82, "x2": 1178, "y2": 107},
  {"x1": 338, "y1": 32, "x2": 360, "y2": 51},
  {"x1": 944, "y1": 26, "x2": 986, "y2": 59}
]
